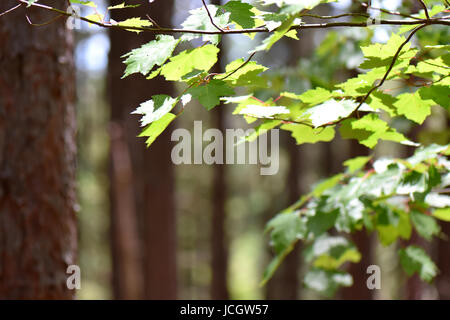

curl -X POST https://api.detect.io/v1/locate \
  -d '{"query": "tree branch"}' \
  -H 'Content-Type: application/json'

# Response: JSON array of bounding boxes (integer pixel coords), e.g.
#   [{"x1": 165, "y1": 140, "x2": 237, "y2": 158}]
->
[
  {"x1": 417, "y1": 0, "x2": 430, "y2": 20},
  {"x1": 201, "y1": 0, "x2": 223, "y2": 32},
  {"x1": 219, "y1": 52, "x2": 256, "y2": 80},
  {"x1": 12, "y1": 0, "x2": 450, "y2": 36},
  {"x1": 0, "y1": 3, "x2": 21, "y2": 17}
]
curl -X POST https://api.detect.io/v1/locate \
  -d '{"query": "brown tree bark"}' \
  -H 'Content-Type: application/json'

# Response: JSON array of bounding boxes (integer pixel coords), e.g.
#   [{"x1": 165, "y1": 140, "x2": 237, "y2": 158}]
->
[
  {"x1": 108, "y1": 0, "x2": 177, "y2": 299},
  {"x1": 210, "y1": 103, "x2": 229, "y2": 300},
  {"x1": 0, "y1": 1, "x2": 77, "y2": 299},
  {"x1": 266, "y1": 135, "x2": 302, "y2": 300},
  {"x1": 109, "y1": 124, "x2": 143, "y2": 299},
  {"x1": 209, "y1": 0, "x2": 229, "y2": 300}
]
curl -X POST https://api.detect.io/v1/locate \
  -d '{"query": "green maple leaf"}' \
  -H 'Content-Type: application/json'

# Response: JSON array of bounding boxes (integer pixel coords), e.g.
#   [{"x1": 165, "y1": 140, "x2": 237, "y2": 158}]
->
[
  {"x1": 238, "y1": 105, "x2": 290, "y2": 118},
  {"x1": 305, "y1": 99, "x2": 373, "y2": 127},
  {"x1": 336, "y1": 67, "x2": 387, "y2": 97},
  {"x1": 339, "y1": 115, "x2": 414, "y2": 148},
  {"x1": 410, "y1": 210, "x2": 440, "y2": 241},
  {"x1": 69, "y1": 0, "x2": 97, "y2": 7},
  {"x1": 361, "y1": 34, "x2": 410, "y2": 60},
  {"x1": 376, "y1": 209, "x2": 412, "y2": 246},
  {"x1": 108, "y1": 3, "x2": 140, "y2": 10},
  {"x1": 181, "y1": 5, "x2": 230, "y2": 45},
  {"x1": 188, "y1": 79, "x2": 234, "y2": 110},
  {"x1": 394, "y1": 92, "x2": 434, "y2": 124},
  {"x1": 222, "y1": 1, "x2": 256, "y2": 29},
  {"x1": 244, "y1": 120, "x2": 281, "y2": 142},
  {"x1": 254, "y1": 16, "x2": 296, "y2": 52},
  {"x1": 343, "y1": 156, "x2": 372, "y2": 174},
  {"x1": 304, "y1": 268, "x2": 352, "y2": 298},
  {"x1": 416, "y1": 56, "x2": 449, "y2": 75},
  {"x1": 161, "y1": 45, "x2": 220, "y2": 81},
  {"x1": 132, "y1": 95, "x2": 178, "y2": 127},
  {"x1": 399, "y1": 246, "x2": 438, "y2": 282},
  {"x1": 367, "y1": 91, "x2": 398, "y2": 117},
  {"x1": 122, "y1": 35, "x2": 179, "y2": 78},
  {"x1": 262, "y1": 211, "x2": 306, "y2": 284},
  {"x1": 261, "y1": 0, "x2": 336, "y2": 14},
  {"x1": 306, "y1": 235, "x2": 361, "y2": 270},
  {"x1": 117, "y1": 17, "x2": 152, "y2": 33},
  {"x1": 281, "y1": 124, "x2": 335, "y2": 145},
  {"x1": 222, "y1": 58, "x2": 268, "y2": 87},
  {"x1": 418, "y1": 85, "x2": 450, "y2": 109},
  {"x1": 434, "y1": 208, "x2": 450, "y2": 221},
  {"x1": 138, "y1": 113, "x2": 177, "y2": 147}
]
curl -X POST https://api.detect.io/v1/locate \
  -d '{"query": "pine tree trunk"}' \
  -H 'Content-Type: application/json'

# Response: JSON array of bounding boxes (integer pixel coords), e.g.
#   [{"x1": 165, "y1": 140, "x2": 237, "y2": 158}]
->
[
  {"x1": 209, "y1": 0, "x2": 229, "y2": 300},
  {"x1": 108, "y1": 0, "x2": 177, "y2": 299},
  {"x1": 211, "y1": 104, "x2": 229, "y2": 300},
  {"x1": 0, "y1": 1, "x2": 77, "y2": 299}
]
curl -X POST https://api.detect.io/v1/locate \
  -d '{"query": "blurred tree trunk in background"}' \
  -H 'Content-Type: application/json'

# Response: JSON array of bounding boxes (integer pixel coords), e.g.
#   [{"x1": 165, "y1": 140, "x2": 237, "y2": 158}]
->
[
  {"x1": 211, "y1": 99, "x2": 229, "y2": 300},
  {"x1": 402, "y1": 127, "x2": 431, "y2": 300},
  {"x1": 267, "y1": 134, "x2": 303, "y2": 299},
  {"x1": 266, "y1": 25, "x2": 317, "y2": 300},
  {"x1": 209, "y1": 0, "x2": 229, "y2": 300},
  {"x1": 108, "y1": 0, "x2": 177, "y2": 299},
  {"x1": 109, "y1": 123, "x2": 143, "y2": 299},
  {"x1": 0, "y1": 1, "x2": 77, "y2": 299},
  {"x1": 340, "y1": 143, "x2": 374, "y2": 300}
]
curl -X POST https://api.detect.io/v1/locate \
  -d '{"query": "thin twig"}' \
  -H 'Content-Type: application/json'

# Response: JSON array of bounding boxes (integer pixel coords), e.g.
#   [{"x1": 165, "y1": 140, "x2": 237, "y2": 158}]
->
[
  {"x1": 0, "y1": 3, "x2": 21, "y2": 17},
  {"x1": 363, "y1": 3, "x2": 422, "y2": 20},
  {"x1": 417, "y1": 0, "x2": 430, "y2": 20},
  {"x1": 220, "y1": 52, "x2": 256, "y2": 80},
  {"x1": 14, "y1": 0, "x2": 450, "y2": 35},
  {"x1": 26, "y1": 13, "x2": 64, "y2": 26},
  {"x1": 146, "y1": 14, "x2": 161, "y2": 29},
  {"x1": 201, "y1": 0, "x2": 223, "y2": 32},
  {"x1": 299, "y1": 12, "x2": 369, "y2": 19},
  {"x1": 354, "y1": 24, "x2": 428, "y2": 112}
]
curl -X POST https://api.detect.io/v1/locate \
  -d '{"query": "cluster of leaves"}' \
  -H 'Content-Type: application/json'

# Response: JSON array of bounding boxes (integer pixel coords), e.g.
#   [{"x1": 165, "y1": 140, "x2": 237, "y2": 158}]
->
[
  {"x1": 60, "y1": 0, "x2": 449, "y2": 145},
  {"x1": 108, "y1": 0, "x2": 448, "y2": 148},
  {"x1": 34, "y1": 0, "x2": 449, "y2": 296},
  {"x1": 265, "y1": 144, "x2": 450, "y2": 297}
]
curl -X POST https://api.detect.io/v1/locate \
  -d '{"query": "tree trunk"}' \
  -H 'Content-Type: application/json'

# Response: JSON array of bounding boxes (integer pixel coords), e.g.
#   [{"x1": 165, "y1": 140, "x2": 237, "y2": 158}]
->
[
  {"x1": 208, "y1": 0, "x2": 230, "y2": 301},
  {"x1": 340, "y1": 141, "x2": 374, "y2": 300},
  {"x1": 0, "y1": 1, "x2": 77, "y2": 299},
  {"x1": 265, "y1": 27, "x2": 315, "y2": 298},
  {"x1": 109, "y1": 124, "x2": 143, "y2": 299},
  {"x1": 108, "y1": 0, "x2": 177, "y2": 299},
  {"x1": 268, "y1": 136, "x2": 302, "y2": 300},
  {"x1": 210, "y1": 104, "x2": 229, "y2": 300}
]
